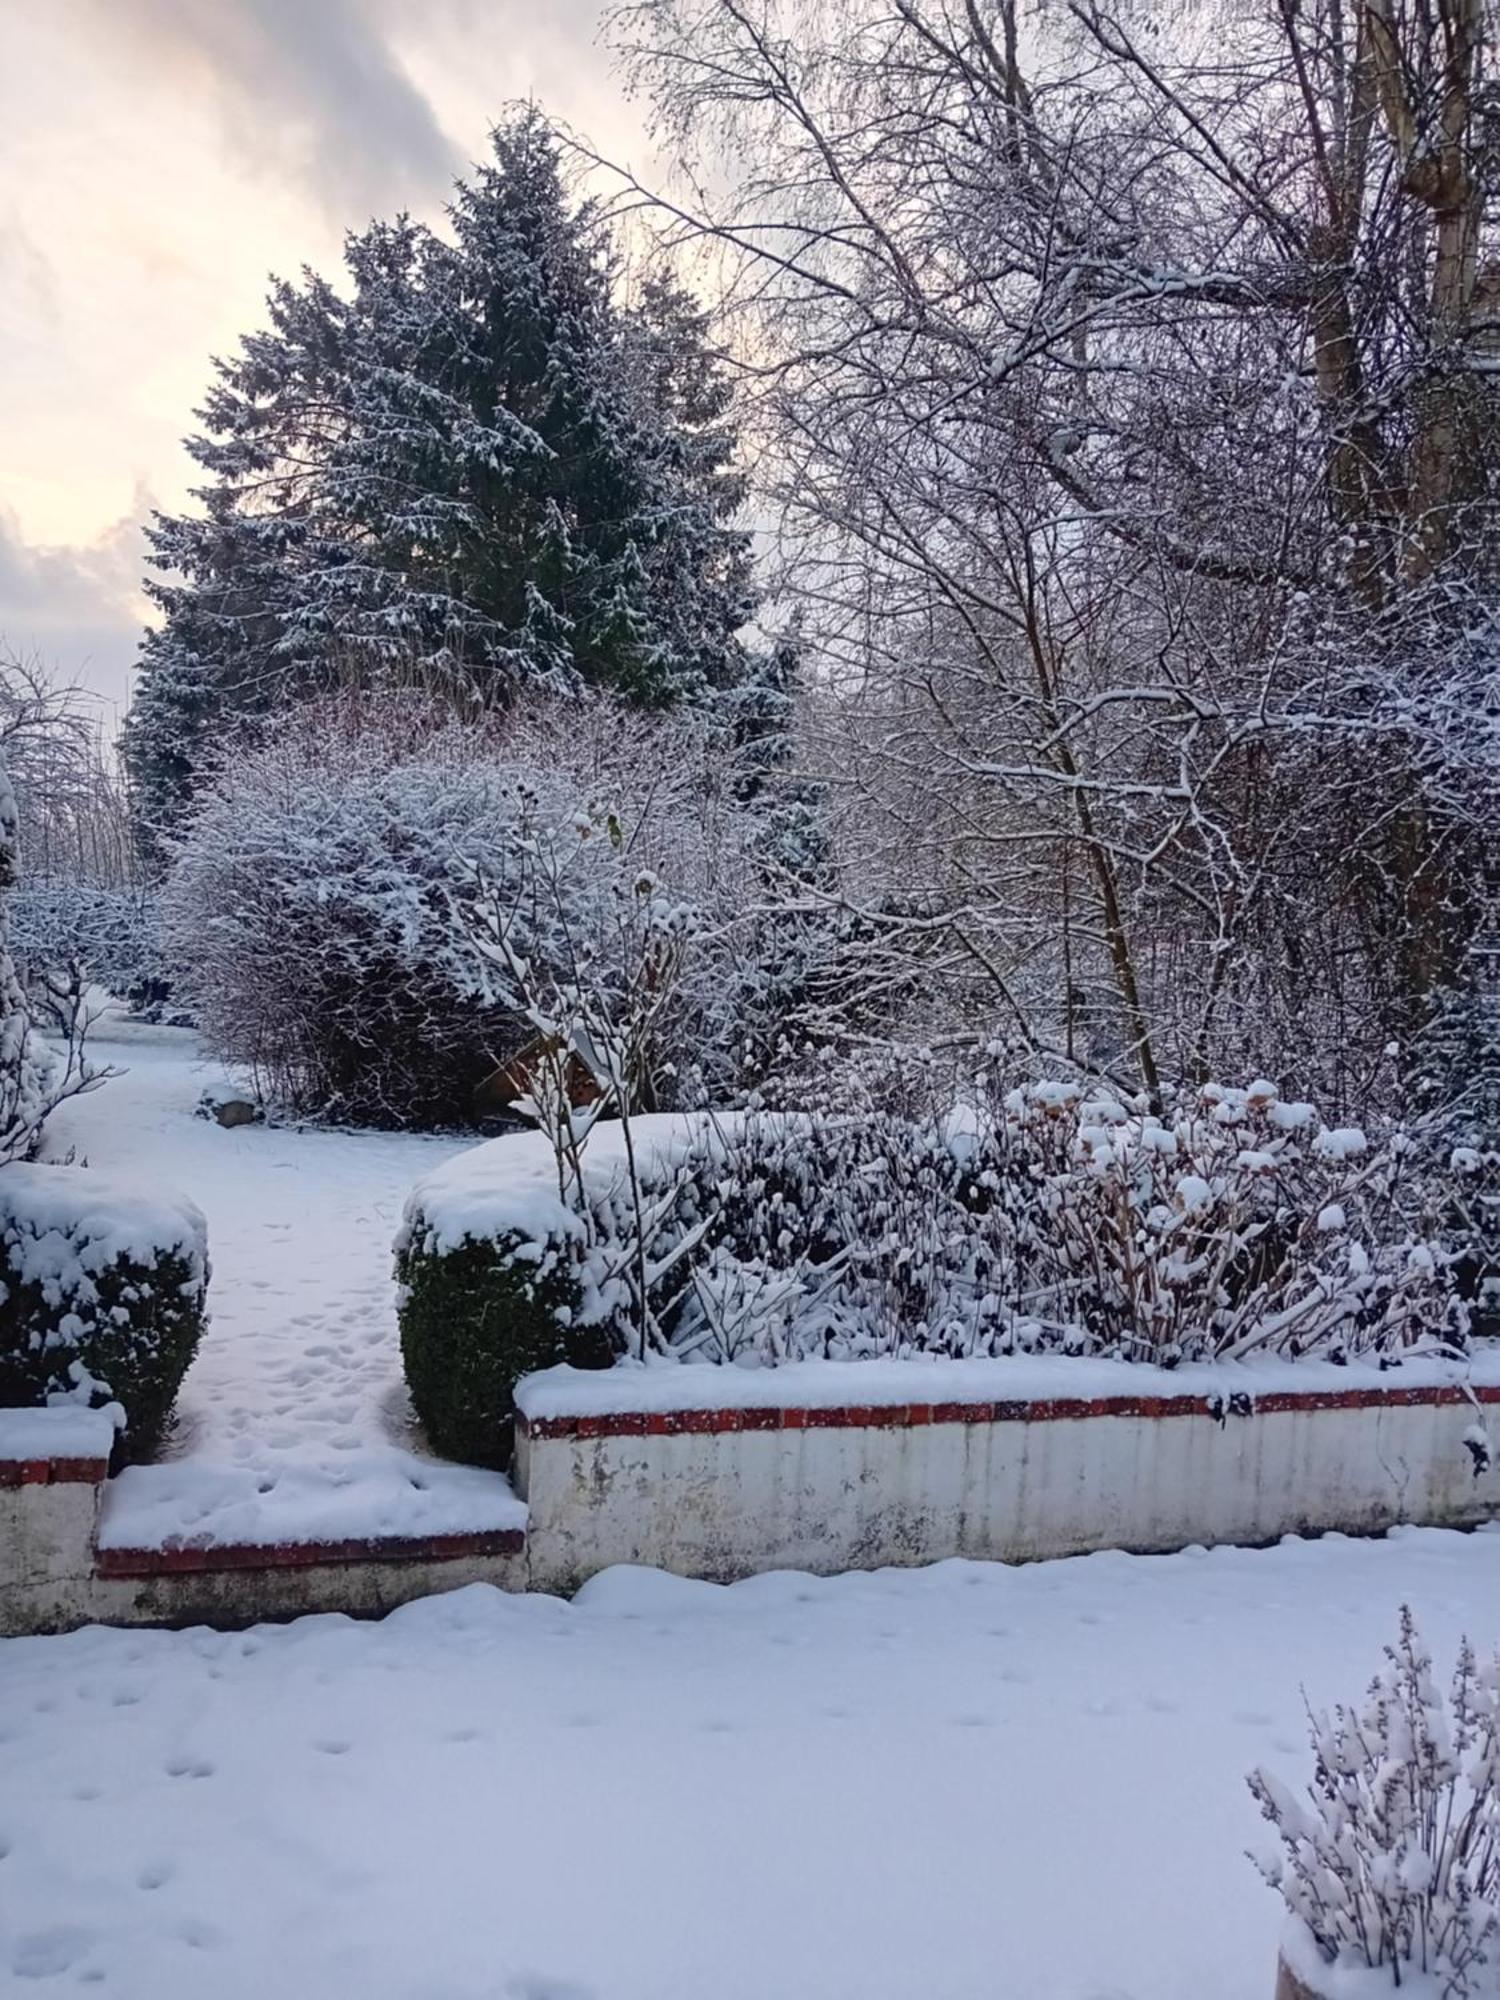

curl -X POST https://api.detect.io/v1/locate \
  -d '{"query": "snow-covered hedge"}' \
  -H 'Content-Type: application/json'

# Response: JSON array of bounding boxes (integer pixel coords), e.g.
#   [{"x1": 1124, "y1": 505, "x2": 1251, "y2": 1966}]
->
[
  {"x1": 0, "y1": 1165, "x2": 209, "y2": 1466},
  {"x1": 395, "y1": 1119, "x2": 701, "y2": 1467},
  {"x1": 163, "y1": 695, "x2": 790, "y2": 1129},
  {"x1": 397, "y1": 1082, "x2": 1459, "y2": 1467}
]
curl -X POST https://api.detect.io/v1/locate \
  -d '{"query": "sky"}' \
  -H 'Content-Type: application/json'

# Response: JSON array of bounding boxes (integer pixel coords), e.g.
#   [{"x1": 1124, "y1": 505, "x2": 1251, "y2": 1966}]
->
[{"x1": 0, "y1": 0, "x2": 647, "y2": 725}]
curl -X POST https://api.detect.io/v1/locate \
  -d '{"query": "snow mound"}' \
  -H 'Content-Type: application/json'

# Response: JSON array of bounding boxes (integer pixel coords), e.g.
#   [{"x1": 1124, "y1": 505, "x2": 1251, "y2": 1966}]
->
[
  {"x1": 397, "y1": 1112, "x2": 738, "y2": 1259},
  {"x1": 0, "y1": 1403, "x2": 115, "y2": 1462}
]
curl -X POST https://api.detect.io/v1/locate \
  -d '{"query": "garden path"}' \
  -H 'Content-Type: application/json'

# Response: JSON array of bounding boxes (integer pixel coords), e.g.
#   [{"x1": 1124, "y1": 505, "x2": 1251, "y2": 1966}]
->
[{"x1": 44, "y1": 1023, "x2": 523, "y2": 1549}]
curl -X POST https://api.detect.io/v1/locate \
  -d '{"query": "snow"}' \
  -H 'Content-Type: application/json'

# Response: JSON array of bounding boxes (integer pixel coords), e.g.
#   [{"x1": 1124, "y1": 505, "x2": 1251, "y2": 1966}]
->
[
  {"x1": 1315, "y1": 1127, "x2": 1369, "y2": 1161},
  {"x1": 0, "y1": 1404, "x2": 114, "y2": 1463},
  {"x1": 1278, "y1": 1917, "x2": 1444, "y2": 1999},
  {"x1": 516, "y1": 1346, "x2": 1500, "y2": 1421},
  {"x1": 0, "y1": 1159, "x2": 206, "y2": 1296},
  {"x1": 4, "y1": 1527, "x2": 1500, "y2": 1997},
  {"x1": 399, "y1": 1111, "x2": 736, "y2": 1259},
  {"x1": 40, "y1": 1025, "x2": 523, "y2": 1550}
]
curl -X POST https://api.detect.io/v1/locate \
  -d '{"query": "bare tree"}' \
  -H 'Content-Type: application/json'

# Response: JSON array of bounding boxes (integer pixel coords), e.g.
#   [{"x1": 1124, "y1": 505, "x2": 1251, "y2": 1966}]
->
[{"x1": 594, "y1": 0, "x2": 1497, "y2": 1102}]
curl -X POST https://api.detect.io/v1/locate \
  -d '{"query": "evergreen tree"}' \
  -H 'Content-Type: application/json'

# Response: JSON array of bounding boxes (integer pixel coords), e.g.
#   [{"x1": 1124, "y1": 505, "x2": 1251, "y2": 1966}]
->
[
  {"x1": 125, "y1": 109, "x2": 753, "y2": 842},
  {"x1": 620, "y1": 270, "x2": 756, "y2": 696},
  {"x1": 722, "y1": 629, "x2": 831, "y2": 882}
]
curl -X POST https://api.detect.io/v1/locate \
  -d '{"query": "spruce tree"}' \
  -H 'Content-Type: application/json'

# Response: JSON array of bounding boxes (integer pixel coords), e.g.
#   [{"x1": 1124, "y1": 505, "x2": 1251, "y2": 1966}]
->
[{"x1": 125, "y1": 109, "x2": 753, "y2": 842}]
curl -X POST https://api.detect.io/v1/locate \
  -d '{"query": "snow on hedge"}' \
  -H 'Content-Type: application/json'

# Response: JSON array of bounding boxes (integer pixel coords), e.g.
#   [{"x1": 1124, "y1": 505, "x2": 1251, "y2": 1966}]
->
[
  {"x1": 0, "y1": 1164, "x2": 207, "y2": 1305},
  {"x1": 0, "y1": 1163, "x2": 210, "y2": 1458},
  {"x1": 399, "y1": 1112, "x2": 735, "y2": 1265}
]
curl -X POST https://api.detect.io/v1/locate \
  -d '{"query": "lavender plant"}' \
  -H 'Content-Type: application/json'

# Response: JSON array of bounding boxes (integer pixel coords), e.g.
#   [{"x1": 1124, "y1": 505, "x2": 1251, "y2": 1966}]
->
[{"x1": 1250, "y1": 1608, "x2": 1500, "y2": 1996}]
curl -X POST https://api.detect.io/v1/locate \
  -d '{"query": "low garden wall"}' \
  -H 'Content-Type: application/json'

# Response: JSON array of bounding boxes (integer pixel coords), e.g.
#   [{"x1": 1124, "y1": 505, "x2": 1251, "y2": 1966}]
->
[
  {"x1": 511, "y1": 1355, "x2": 1500, "y2": 1590},
  {"x1": 0, "y1": 1407, "x2": 526, "y2": 1636},
  {"x1": 6, "y1": 1356, "x2": 1500, "y2": 1632}
]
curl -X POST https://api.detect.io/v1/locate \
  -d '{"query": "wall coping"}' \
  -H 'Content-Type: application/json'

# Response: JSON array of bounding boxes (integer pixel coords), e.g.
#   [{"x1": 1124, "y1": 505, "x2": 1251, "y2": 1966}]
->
[
  {"x1": 517, "y1": 1355, "x2": 1500, "y2": 1443},
  {"x1": 0, "y1": 1406, "x2": 113, "y2": 1484}
]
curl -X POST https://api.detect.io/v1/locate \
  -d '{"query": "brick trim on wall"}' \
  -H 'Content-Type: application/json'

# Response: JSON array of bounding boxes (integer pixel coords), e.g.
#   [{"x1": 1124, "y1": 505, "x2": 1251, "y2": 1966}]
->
[
  {"x1": 95, "y1": 1525, "x2": 526, "y2": 1580},
  {"x1": 0, "y1": 1454, "x2": 108, "y2": 1490},
  {"x1": 518, "y1": 1378, "x2": 1500, "y2": 1444}
]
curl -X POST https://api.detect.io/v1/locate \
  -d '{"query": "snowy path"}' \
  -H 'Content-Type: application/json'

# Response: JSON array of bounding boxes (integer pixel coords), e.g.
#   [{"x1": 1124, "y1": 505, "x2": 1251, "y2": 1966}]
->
[
  {"x1": 4, "y1": 1528, "x2": 1499, "y2": 1997},
  {"x1": 44, "y1": 1028, "x2": 522, "y2": 1548}
]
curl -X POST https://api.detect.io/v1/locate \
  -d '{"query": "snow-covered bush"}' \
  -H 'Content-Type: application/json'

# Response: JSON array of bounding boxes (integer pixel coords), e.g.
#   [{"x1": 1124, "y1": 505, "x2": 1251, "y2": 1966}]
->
[
  {"x1": 162, "y1": 694, "x2": 786, "y2": 1129},
  {"x1": 397, "y1": 1114, "x2": 732, "y2": 1465},
  {"x1": 973, "y1": 1077, "x2": 1457, "y2": 1365},
  {"x1": 161, "y1": 705, "x2": 537, "y2": 1127},
  {"x1": 0, "y1": 1164, "x2": 209, "y2": 1466},
  {"x1": 10, "y1": 881, "x2": 173, "y2": 1026},
  {"x1": 397, "y1": 1076, "x2": 1456, "y2": 1464},
  {"x1": 398, "y1": 1226, "x2": 602, "y2": 1470},
  {"x1": 1250, "y1": 1607, "x2": 1500, "y2": 1997}
]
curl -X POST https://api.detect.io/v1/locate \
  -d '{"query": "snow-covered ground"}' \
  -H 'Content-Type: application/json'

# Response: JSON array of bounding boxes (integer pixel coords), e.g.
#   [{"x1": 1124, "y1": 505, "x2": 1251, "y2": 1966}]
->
[
  {"x1": 4, "y1": 1528, "x2": 1499, "y2": 1997},
  {"x1": 42, "y1": 1025, "x2": 523, "y2": 1549}
]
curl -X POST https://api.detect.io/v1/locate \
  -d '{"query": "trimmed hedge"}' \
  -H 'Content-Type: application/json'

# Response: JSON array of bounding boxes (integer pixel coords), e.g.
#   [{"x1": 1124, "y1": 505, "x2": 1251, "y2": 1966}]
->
[
  {"x1": 397, "y1": 1230, "x2": 599, "y2": 1470},
  {"x1": 0, "y1": 1164, "x2": 210, "y2": 1466}
]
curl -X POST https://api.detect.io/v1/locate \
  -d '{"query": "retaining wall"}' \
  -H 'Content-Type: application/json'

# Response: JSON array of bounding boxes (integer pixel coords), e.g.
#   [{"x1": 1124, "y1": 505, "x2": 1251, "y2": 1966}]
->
[
  {"x1": 512, "y1": 1360, "x2": 1500, "y2": 1590},
  {"x1": 5, "y1": 1358, "x2": 1500, "y2": 1634}
]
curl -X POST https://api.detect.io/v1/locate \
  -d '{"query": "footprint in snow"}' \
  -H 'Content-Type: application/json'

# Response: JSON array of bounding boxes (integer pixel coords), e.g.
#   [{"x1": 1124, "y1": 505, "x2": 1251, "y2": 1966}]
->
[
  {"x1": 10, "y1": 1928, "x2": 94, "y2": 1980},
  {"x1": 176, "y1": 1919, "x2": 226, "y2": 1950},
  {"x1": 164, "y1": 1753, "x2": 215, "y2": 1780}
]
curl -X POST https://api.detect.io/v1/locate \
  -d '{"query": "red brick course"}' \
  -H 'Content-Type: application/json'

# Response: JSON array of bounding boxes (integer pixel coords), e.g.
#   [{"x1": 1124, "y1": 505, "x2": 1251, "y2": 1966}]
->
[
  {"x1": 517, "y1": 1378, "x2": 1500, "y2": 1444},
  {"x1": 0, "y1": 1454, "x2": 108, "y2": 1490},
  {"x1": 95, "y1": 1526, "x2": 526, "y2": 1580}
]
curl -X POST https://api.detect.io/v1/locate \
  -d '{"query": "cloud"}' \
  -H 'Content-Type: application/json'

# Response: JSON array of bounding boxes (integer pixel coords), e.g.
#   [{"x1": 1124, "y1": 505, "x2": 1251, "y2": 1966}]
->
[
  {"x1": 0, "y1": 507, "x2": 152, "y2": 724},
  {"x1": 85, "y1": 0, "x2": 466, "y2": 220},
  {"x1": 0, "y1": 219, "x2": 59, "y2": 334}
]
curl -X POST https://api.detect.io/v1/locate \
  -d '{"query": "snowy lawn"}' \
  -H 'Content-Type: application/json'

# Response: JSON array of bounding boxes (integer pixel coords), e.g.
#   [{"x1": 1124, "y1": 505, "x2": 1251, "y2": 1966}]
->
[
  {"x1": 4, "y1": 1529, "x2": 1500, "y2": 1997},
  {"x1": 41, "y1": 1024, "x2": 522, "y2": 1549}
]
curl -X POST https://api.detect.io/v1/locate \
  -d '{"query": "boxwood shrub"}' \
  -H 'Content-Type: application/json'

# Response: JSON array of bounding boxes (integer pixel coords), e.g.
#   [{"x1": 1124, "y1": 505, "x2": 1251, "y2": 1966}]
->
[
  {"x1": 397, "y1": 1228, "x2": 606, "y2": 1471},
  {"x1": 0, "y1": 1164, "x2": 210, "y2": 1466}
]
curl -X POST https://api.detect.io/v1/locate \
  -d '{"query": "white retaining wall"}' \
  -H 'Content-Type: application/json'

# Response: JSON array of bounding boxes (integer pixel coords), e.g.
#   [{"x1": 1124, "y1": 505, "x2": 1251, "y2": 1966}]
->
[
  {"x1": 6, "y1": 1357, "x2": 1500, "y2": 1632},
  {"x1": 511, "y1": 1358, "x2": 1500, "y2": 1591},
  {"x1": 0, "y1": 1408, "x2": 527, "y2": 1637},
  {"x1": 0, "y1": 1408, "x2": 115, "y2": 1636}
]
